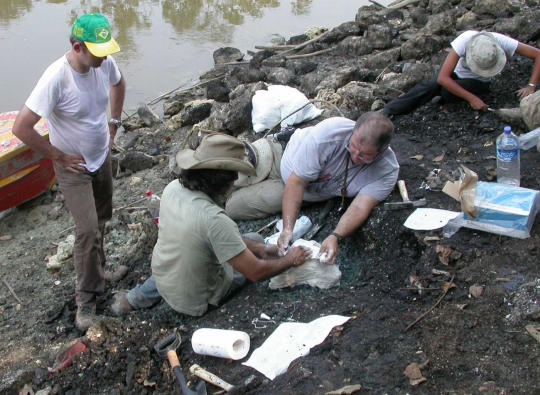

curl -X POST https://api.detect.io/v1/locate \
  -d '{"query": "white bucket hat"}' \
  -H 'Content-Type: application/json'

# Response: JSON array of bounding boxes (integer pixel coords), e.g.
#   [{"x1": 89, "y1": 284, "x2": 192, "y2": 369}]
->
[
  {"x1": 234, "y1": 138, "x2": 274, "y2": 187},
  {"x1": 466, "y1": 32, "x2": 506, "y2": 78}
]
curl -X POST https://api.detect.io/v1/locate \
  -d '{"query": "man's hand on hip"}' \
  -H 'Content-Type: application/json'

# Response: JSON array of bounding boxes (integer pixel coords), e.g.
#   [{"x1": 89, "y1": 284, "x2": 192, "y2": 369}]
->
[{"x1": 54, "y1": 150, "x2": 86, "y2": 174}]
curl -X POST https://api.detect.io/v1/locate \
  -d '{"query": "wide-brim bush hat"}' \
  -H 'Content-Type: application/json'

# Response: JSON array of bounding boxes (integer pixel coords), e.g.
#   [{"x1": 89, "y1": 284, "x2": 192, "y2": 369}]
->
[
  {"x1": 176, "y1": 133, "x2": 256, "y2": 175},
  {"x1": 466, "y1": 32, "x2": 506, "y2": 78},
  {"x1": 234, "y1": 138, "x2": 274, "y2": 187},
  {"x1": 72, "y1": 13, "x2": 120, "y2": 57}
]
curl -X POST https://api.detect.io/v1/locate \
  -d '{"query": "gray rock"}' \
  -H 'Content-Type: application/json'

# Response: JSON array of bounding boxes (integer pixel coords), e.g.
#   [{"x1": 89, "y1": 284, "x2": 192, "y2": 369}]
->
[
  {"x1": 456, "y1": 11, "x2": 478, "y2": 31},
  {"x1": 119, "y1": 151, "x2": 154, "y2": 173},
  {"x1": 509, "y1": 279, "x2": 540, "y2": 324},
  {"x1": 197, "y1": 82, "x2": 267, "y2": 135},
  {"x1": 316, "y1": 66, "x2": 359, "y2": 92},
  {"x1": 366, "y1": 24, "x2": 394, "y2": 50},
  {"x1": 355, "y1": 7, "x2": 384, "y2": 31},
  {"x1": 337, "y1": 81, "x2": 378, "y2": 111},
  {"x1": 473, "y1": 0, "x2": 519, "y2": 16},
  {"x1": 337, "y1": 36, "x2": 373, "y2": 56},
  {"x1": 320, "y1": 21, "x2": 361, "y2": 44},
  {"x1": 264, "y1": 67, "x2": 297, "y2": 86},
  {"x1": 122, "y1": 117, "x2": 145, "y2": 132},
  {"x1": 429, "y1": 0, "x2": 453, "y2": 14},
  {"x1": 163, "y1": 91, "x2": 200, "y2": 117},
  {"x1": 137, "y1": 102, "x2": 161, "y2": 127},
  {"x1": 363, "y1": 48, "x2": 401, "y2": 70},
  {"x1": 115, "y1": 131, "x2": 141, "y2": 151},
  {"x1": 380, "y1": 63, "x2": 437, "y2": 96},
  {"x1": 206, "y1": 80, "x2": 231, "y2": 102},
  {"x1": 300, "y1": 71, "x2": 328, "y2": 97},
  {"x1": 179, "y1": 100, "x2": 213, "y2": 126},
  {"x1": 261, "y1": 56, "x2": 288, "y2": 68},
  {"x1": 409, "y1": 7, "x2": 429, "y2": 29},
  {"x1": 401, "y1": 34, "x2": 446, "y2": 61},
  {"x1": 424, "y1": 10, "x2": 457, "y2": 36},
  {"x1": 232, "y1": 67, "x2": 267, "y2": 84},
  {"x1": 290, "y1": 60, "x2": 318, "y2": 75},
  {"x1": 288, "y1": 34, "x2": 310, "y2": 45},
  {"x1": 493, "y1": 9, "x2": 540, "y2": 42},
  {"x1": 213, "y1": 47, "x2": 244, "y2": 64},
  {"x1": 250, "y1": 50, "x2": 276, "y2": 69}
]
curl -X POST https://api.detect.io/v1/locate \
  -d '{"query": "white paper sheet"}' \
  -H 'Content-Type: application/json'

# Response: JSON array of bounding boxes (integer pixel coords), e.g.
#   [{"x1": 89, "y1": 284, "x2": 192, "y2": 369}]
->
[
  {"x1": 242, "y1": 315, "x2": 351, "y2": 379},
  {"x1": 404, "y1": 208, "x2": 461, "y2": 230}
]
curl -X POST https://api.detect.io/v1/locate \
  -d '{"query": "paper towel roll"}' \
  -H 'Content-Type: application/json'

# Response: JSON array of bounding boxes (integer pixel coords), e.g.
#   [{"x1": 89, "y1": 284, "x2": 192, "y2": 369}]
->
[{"x1": 191, "y1": 328, "x2": 250, "y2": 360}]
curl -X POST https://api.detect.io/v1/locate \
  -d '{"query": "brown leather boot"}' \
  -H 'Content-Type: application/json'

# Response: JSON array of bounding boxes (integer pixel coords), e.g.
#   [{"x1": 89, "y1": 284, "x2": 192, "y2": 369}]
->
[{"x1": 75, "y1": 304, "x2": 96, "y2": 332}]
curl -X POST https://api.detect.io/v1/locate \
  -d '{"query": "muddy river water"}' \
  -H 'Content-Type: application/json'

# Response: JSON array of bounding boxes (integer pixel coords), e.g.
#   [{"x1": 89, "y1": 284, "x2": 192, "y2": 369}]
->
[{"x1": 0, "y1": 0, "x2": 390, "y2": 114}]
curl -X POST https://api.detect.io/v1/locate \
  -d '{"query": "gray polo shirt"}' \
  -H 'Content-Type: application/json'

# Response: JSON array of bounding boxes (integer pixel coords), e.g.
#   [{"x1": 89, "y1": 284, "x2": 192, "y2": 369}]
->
[
  {"x1": 280, "y1": 117, "x2": 399, "y2": 202},
  {"x1": 152, "y1": 180, "x2": 246, "y2": 316}
]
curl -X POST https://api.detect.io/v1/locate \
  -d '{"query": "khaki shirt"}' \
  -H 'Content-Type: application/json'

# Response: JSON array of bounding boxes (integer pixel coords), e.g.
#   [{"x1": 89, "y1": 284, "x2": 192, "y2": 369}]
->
[{"x1": 152, "y1": 180, "x2": 246, "y2": 316}]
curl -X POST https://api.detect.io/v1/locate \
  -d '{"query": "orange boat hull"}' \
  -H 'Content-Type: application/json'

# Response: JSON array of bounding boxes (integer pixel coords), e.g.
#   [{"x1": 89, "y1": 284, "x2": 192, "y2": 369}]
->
[{"x1": 0, "y1": 112, "x2": 56, "y2": 212}]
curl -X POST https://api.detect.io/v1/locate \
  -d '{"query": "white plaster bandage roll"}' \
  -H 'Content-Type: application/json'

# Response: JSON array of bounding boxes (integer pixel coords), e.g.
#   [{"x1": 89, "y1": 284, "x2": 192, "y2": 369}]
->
[{"x1": 191, "y1": 329, "x2": 250, "y2": 360}]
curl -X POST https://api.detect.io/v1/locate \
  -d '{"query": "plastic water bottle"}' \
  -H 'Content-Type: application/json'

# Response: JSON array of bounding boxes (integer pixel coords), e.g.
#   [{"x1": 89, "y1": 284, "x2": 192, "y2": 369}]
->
[
  {"x1": 496, "y1": 126, "x2": 520, "y2": 186},
  {"x1": 146, "y1": 190, "x2": 160, "y2": 224}
]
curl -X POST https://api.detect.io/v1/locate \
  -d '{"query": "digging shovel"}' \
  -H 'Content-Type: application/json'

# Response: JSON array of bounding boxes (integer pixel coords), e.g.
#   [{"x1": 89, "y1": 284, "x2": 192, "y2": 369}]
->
[{"x1": 154, "y1": 333, "x2": 207, "y2": 395}]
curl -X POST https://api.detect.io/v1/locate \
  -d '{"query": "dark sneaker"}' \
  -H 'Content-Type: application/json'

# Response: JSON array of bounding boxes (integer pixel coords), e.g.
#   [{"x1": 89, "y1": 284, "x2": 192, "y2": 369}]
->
[
  {"x1": 110, "y1": 292, "x2": 134, "y2": 316},
  {"x1": 103, "y1": 265, "x2": 128, "y2": 282},
  {"x1": 75, "y1": 304, "x2": 96, "y2": 332}
]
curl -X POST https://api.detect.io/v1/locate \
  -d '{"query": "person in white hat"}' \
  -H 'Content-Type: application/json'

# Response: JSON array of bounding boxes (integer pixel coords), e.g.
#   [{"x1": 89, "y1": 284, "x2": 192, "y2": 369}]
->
[
  {"x1": 382, "y1": 30, "x2": 540, "y2": 115},
  {"x1": 111, "y1": 134, "x2": 311, "y2": 317}
]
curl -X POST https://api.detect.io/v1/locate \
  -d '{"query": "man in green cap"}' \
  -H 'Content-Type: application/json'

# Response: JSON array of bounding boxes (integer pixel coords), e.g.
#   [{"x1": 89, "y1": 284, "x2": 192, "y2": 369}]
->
[{"x1": 13, "y1": 13, "x2": 126, "y2": 332}]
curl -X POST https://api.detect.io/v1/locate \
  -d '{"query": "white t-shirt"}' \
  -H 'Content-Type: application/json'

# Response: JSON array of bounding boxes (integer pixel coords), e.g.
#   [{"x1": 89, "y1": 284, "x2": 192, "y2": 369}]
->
[
  {"x1": 25, "y1": 54, "x2": 122, "y2": 171},
  {"x1": 280, "y1": 117, "x2": 399, "y2": 202},
  {"x1": 452, "y1": 30, "x2": 518, "y2": 82}
]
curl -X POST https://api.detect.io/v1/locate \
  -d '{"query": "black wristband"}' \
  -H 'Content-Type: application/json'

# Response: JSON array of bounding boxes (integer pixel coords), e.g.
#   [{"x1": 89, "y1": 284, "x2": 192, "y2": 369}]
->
[{"x1": 330, "y1": 232, "x2": 342, "y2": 241}]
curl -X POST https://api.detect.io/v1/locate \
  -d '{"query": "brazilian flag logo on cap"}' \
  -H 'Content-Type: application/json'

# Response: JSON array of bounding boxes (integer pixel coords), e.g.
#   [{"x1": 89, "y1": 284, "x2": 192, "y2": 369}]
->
[{"x1": 72, "y1": 13, "x2": 120, "y2": 57}]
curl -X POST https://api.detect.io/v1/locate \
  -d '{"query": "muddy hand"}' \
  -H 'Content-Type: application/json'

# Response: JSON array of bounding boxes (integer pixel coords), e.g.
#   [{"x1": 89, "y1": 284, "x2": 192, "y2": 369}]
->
[
  {"x1": 469, "y1": 97, "x2": 487, "y2": 111},
  {"x1": 285, "y1": 246, "x2": 311, "y2": 267},
  {"x1": 517, "y1": 85, "x2": 535, "y2": 100},
  {"x1": 277, "y1": 228, "x2": 293, "y2": 256},
  {"x1": 318, "y1": 235, "x2": 338, "y2": 265}
]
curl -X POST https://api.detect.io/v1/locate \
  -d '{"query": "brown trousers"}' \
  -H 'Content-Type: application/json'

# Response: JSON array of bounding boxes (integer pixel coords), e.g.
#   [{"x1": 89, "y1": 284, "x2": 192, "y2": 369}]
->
[{"x1": 54, "y1": 153, "x2": 113, "y2": 306}]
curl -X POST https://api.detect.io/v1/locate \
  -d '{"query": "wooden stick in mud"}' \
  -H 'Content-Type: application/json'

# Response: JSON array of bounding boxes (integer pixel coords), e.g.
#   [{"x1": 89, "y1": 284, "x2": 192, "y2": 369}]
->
[
  {"x1": 369, "y1": 0, "x2": 388, "y2": 9},
  {"x1": 406, "y1": 275, "x2": 455, "y2": 331},
  {"x1": 378, "y1": 0, "x2": 421, "y2": 15},
  {"x1": 277, "y1": 32, "x2": 329, "y2": 57},
  {"x1": 256, "y1": 219, "x2": 279, "y2": 234},
  {"x1": 254, "y1": 45, "x2": 296, "y2": 51},
  {"x1": 2, "y1": 278, "x2": 23, "y2": 305},
  {"x1": 286, "y1": 48, "x2": 333, "y2": 59}
]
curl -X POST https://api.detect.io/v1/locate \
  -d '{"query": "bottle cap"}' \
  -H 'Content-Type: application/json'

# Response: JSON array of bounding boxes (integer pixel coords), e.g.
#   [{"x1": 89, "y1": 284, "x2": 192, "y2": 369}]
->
[
  {"x1": 504, "y1": 126, "x2": 512, "y2": 134},
  {"x1": 146, "y1": 190, "x2": 152, "y2": 197}
]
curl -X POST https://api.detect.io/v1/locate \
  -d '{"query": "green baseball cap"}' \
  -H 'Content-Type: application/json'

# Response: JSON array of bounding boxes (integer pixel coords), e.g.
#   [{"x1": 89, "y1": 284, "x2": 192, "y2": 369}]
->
[{"x1": 71, "y1": 13, "x2": 120, "y2": 57}]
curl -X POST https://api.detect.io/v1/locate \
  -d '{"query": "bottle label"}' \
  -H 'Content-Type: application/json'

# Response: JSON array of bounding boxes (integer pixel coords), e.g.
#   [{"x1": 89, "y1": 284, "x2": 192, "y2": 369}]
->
[{"x1": 497, "y1": 147, "x2": 519, "y2": 162}]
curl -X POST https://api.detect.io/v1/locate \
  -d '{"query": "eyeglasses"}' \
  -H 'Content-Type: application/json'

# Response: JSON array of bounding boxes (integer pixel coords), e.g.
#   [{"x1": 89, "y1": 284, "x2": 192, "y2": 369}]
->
[{"x1": 345, "y1": 140, "x2": 387, "y2": 164}]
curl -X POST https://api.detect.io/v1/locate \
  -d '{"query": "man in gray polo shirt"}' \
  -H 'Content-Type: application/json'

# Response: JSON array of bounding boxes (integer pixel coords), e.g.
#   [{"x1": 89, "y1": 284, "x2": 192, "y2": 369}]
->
[{"x1": 226, "y1": 112, "x2": 399, "y2": 265}]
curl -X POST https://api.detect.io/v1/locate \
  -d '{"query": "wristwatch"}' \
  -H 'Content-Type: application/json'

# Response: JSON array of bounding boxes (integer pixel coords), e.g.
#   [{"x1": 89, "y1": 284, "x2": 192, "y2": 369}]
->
[
  {"x1": 109, "y1": 118, "x2": 122, "y2": 128},
  {"x1": 330, "y1": 232, "x2": 342, "y2": 242}
]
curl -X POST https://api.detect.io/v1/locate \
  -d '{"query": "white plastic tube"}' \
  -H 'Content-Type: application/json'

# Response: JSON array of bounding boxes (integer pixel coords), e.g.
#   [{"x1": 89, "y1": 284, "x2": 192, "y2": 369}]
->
[{"x1": 191, "y1": 329, "x2": 250, "y2": 360}]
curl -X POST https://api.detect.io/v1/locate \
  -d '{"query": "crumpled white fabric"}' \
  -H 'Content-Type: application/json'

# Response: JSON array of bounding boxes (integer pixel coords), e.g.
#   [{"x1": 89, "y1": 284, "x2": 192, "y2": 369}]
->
[
  {"x1": 243, "y1": 315, "x2": 351, "y2": 379},
  {"x1": 268, "y1": 239, "x2": 341, "y2": 289},
  {"x1": 251, "y1": 85, "x2": 322, "y2": 133}
]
